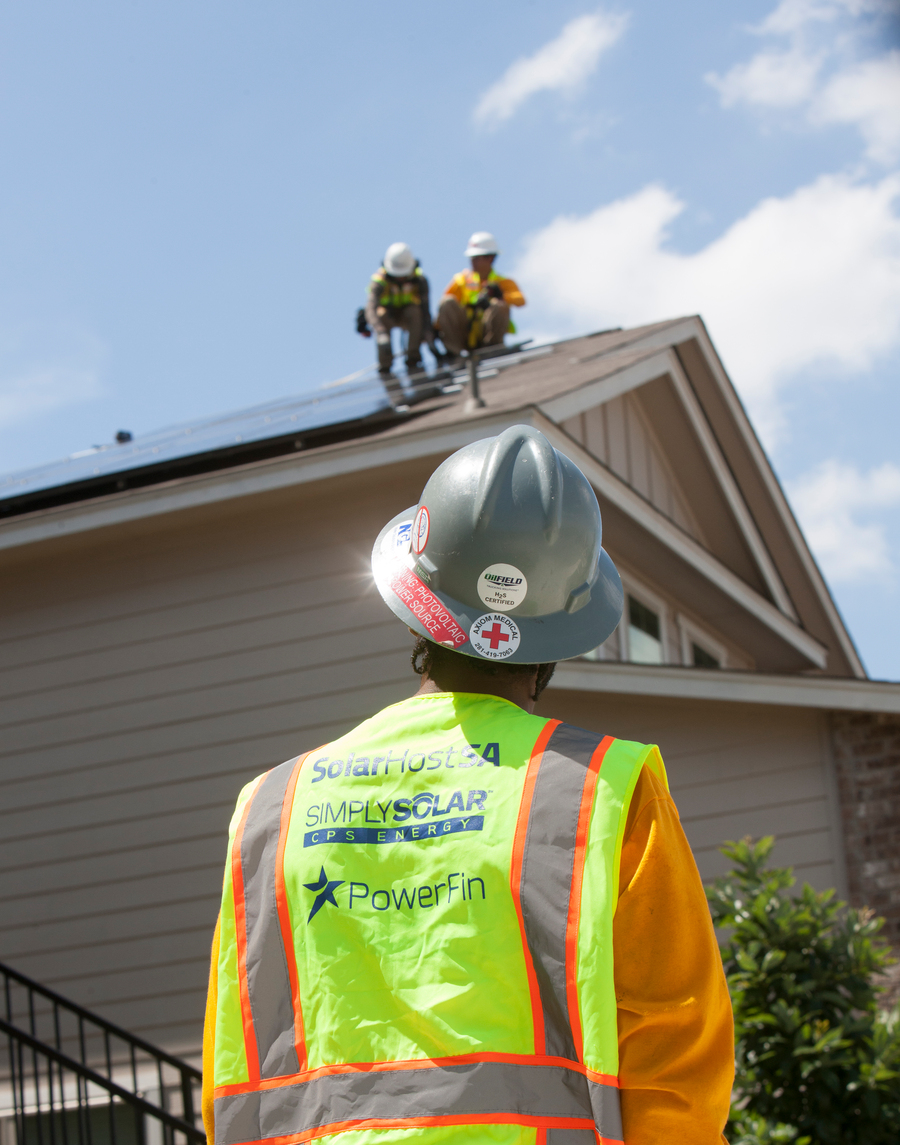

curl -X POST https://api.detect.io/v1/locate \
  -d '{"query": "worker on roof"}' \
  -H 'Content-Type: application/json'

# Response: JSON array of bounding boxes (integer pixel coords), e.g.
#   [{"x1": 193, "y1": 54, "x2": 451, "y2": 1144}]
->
[
  {"x1": 436, "y1": 231, "x2": 526, "y2": 359},
  {"x1": 358, "y1": 242, "x2": 433, "y2": 382},
  {"x1": 202, "y1": 425, "x2": 734, "y2": 1145}
]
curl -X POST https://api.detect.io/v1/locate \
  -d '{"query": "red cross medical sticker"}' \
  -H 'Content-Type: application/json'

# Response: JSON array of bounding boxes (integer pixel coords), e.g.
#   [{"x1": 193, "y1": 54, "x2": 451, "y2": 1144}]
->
[
  {"x1": 389, "y1": 565, "x2": 467, "y2": 647},
  {"x1": 469, "y1": 613, "x2": 521, "y2": 660},
  {"x1": 411, "y1": 506, "x2": 430, "y2": 554}
]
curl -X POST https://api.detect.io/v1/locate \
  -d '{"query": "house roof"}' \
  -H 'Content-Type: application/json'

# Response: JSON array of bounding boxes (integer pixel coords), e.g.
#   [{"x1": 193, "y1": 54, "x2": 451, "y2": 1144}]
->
[{"x1": 0, "y1": 317, "x2": 865, "y2": 681}]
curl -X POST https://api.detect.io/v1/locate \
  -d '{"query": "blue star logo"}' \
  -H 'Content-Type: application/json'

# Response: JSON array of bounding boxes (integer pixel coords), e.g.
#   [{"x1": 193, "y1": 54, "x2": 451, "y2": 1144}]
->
[{"x1": 304, "y1": 866, "x2": 344, "y2": 922}]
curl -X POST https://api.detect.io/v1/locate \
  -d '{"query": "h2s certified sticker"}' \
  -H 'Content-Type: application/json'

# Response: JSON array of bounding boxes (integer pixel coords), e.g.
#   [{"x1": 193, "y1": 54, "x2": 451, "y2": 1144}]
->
[{"x1": 477, "y1": 563, "x2": 527, "y2": 611}]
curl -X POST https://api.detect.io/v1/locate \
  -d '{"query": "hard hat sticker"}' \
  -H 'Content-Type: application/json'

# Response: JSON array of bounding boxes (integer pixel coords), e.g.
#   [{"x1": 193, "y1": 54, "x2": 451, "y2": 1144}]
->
[
  {"x1": 381, "y1": 521, "x2": 412, "y2": 555},
  {"x1": 477, "y1": 563, "x2": 527, "y2": 611},
  {"x1": 389, "y1": 565, "x2": 468, "y2": 648},
  {"x1": 412, "y1": 507, "x2": 430, "y2": 554},
  {"x1": 469, "y1": 613, "x2": 521, "y2": 660}
]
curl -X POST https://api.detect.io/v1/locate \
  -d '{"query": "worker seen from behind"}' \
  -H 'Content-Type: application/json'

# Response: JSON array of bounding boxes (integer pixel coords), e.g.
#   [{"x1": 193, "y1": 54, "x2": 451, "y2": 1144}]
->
[
  {"x1": 437, "y1": 231, "x2": 526, "y2": 359},
  {"x1": 358, "y1": 242, "x2": 432, "y2": 381},
  {"x1": 203, "y1": 425, "x2": 734, "y2": 1145}
]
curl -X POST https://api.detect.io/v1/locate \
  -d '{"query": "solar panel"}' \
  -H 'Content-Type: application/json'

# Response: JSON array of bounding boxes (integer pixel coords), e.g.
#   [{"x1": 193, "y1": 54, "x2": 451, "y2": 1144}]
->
[
  {"x1": 0, "y1": 367, "x2": 394, "y2": 501},
  {"x1": 0, "y1": 341, "x2": 552, "y2": 508}
]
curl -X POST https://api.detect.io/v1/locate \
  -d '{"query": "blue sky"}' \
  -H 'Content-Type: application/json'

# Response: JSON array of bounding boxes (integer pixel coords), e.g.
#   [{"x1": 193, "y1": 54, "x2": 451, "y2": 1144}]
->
[{"x1": 1, "y1": 0, "x2": 898, "y2": 678}]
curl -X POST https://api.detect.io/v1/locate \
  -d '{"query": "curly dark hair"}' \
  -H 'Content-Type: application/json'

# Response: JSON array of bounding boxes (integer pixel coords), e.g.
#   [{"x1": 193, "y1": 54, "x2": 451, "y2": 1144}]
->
[{"x1": 411, "y1": 636, "x2": 556, "y2": 702}]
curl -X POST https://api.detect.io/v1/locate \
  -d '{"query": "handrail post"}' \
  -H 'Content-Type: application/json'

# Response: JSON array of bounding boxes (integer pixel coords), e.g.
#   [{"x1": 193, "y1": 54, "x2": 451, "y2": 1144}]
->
[{"x1": 181, "y1": 1069, "x2": 197, "y2": 1129}]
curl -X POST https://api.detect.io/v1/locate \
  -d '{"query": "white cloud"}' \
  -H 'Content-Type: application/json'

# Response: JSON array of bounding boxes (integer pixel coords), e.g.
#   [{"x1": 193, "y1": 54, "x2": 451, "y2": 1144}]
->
[
  {"x1": 473, "y1": 10, "x2": 628, "y2": 128},
  {"x1": 707, "y1": 0, "x2": 900, "y2": 165},
  {"x1": 814, "y1": 50, "x2": 900, "y2": 163},
  {"x1": 758, "y1": 0, "x2": 869, "y2": 35},
  {"x1": 513, "y1": 172, "x2": 900, "y2": 443},
  {"x1": 787, "y1": 459, "x2": 900, "y2": 582},
  {"x1": 0, "y1": 324, "x2": 105, "y2": 430},
  {"x1": 708, "y1": 48, "x2": 822, "y2": 107}
]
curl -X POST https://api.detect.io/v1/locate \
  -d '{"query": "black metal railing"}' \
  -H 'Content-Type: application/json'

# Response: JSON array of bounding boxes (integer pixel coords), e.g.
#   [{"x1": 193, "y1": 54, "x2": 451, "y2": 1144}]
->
[{"x1": 1, "y1": 961, "x2": 204, "y2": 1145}]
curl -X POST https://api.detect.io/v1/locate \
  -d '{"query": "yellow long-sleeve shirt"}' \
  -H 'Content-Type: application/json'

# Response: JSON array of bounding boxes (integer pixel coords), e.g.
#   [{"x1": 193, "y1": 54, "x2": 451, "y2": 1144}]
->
[
  {"x1": 443, "y1": 270, "x2": 526, "y2": 309},
  {"x1": 202, "y1": 764, "x2": 732, "y2": 1144}
]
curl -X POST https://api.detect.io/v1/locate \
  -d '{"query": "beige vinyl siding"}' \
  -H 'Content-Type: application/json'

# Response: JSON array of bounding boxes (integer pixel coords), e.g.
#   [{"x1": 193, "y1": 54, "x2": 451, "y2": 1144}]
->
[
  {"x1": 0, "y1": 463, "x2": 432, "y2": 1055},
  {"x1": 541, "y1": 690, "x2": 845, "y2": 893},
  {"x1": 0, "y1": 450, "x2": 846, "y2": 1060}
]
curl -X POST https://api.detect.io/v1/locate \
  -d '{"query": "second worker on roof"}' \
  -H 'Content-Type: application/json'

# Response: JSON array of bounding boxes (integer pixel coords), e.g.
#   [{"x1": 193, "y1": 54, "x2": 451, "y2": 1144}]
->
[{"x1": 436, "y1": 232, "x2": 526, "y2": 361}]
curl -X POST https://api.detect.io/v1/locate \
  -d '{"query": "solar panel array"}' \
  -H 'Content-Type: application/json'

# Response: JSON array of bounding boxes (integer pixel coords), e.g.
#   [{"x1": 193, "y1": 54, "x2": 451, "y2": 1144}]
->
[
  {"x1": 0, "y1": 342, "x2": 552, "y2": 505},
  {"x1": 0, "y1": 367, "x2": 395, "y2": 501}
]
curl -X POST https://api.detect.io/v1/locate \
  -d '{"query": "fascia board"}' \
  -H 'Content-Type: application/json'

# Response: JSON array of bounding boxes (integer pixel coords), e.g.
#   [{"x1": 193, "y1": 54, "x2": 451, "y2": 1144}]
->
[
  {"x1": 577, "y1": 316, "x2": 703, "y2": 362},
  {"x1": 686, "y1": 320, "x2": 866, "y2": 678},
  {"x1": 663, "y1": 350, "x2": 797, "y2": 620},
  {"x1": 0, "y1": 409, "x2": 538, "y2": 553},
  {"x1": 534, "y1": 413, "x2": 828, "y2": 669},
  {"x1": 540, "y1": 342, "x2": 798, "y2": 622},
  {"x1": 549, "y1": 659, "x2": 900, "y2": 713},
  {"x1": 538, "y1": 349, "x2": 671, "y2": 423}
]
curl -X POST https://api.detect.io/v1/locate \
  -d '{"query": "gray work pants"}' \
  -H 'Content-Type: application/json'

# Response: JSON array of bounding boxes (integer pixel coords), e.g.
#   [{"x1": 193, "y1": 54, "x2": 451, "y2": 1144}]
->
[
  {"x1": 365, "y1": 302, "x2": 423, "y2": 372},
  {"x1": 436, "y1": 296, "x2": 510, "y2": 357}
]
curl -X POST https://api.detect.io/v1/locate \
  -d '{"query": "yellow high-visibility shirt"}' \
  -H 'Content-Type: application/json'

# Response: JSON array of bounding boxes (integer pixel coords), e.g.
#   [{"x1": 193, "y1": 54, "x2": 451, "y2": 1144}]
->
[
  {"x1": 443, "y1": 270, "x2": 526, "y2": 309},
  {"x1": 202, "y1": 763, "x2": 733, "y2": 1144}
]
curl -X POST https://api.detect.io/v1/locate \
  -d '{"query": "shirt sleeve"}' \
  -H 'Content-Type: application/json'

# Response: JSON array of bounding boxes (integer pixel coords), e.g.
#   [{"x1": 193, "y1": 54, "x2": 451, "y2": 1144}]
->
[
  {"x1": 442, "y1": 273, "x2": 465, "y2": 303},
  {"x1": 498, "y1": 277, "x2": 525, "y2": 307},
  {"x1": 202, "y1": 916, "x2": 220, "y2": 1145},
  {"x1": 614, "y1": 764, "x2": 733, "y2": 1144}
]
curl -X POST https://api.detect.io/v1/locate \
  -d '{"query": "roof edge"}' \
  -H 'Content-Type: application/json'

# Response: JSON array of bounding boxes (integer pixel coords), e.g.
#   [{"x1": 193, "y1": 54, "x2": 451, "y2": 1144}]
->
[
  {"x1": 678, "y1": 318, "x2": 866, "y2": 679},
  {"x1": 549, "y1": 660, "x2": 900, "y2": 710}
]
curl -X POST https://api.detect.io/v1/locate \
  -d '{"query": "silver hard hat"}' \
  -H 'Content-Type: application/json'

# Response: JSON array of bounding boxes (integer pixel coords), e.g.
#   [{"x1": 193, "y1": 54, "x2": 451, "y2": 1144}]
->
[{"x1": 372, "y1": 425, "x2": 623, "y2": 663}]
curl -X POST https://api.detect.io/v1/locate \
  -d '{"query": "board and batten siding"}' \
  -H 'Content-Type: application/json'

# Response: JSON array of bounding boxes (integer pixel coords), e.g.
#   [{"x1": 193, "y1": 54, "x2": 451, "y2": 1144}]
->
[{"x1": 0, "y1": 453, "x2": 845, "y2": 1059}]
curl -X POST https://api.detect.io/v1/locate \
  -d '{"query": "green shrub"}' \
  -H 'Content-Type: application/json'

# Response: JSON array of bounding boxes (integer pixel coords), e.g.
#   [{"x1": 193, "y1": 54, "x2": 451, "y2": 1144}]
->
[{"x1": 707, "y1": 836, "x2": 900, "y2": 1144}]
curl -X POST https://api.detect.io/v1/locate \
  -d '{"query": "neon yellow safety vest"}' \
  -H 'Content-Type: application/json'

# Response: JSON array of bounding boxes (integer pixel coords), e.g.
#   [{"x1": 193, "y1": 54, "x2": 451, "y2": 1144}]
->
[
  {"x1": 454, "y1": 268, "x2": 505, "y2": 308},
  {"x1": 370, "y1": 267, "x2": 424, "y2": 309},
  {"x1": 212, "y1": 692, "x2": 667, "y2": 1145},
  {"x1": 452, "y1": 270, "x2": 517, "y2": 343}
]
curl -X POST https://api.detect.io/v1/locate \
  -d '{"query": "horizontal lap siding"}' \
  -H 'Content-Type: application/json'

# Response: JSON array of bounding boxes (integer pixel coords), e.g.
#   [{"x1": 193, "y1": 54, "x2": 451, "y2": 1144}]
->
[
  {"x1": 0, "y1": 463, "x2": 434, "y2": 1057},
  {"x1": 540, "y1": 689, "x2": 843, "y2": 892},
  {"x1": 1, "y1": 451, "x2": 848, "y2": 1059}
]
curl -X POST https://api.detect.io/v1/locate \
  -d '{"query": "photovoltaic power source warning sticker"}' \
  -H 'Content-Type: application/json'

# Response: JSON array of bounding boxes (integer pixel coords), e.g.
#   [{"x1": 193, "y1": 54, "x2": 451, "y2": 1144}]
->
[{"x1": 389, "y1": 565, "x2": 467, "y2": 647}]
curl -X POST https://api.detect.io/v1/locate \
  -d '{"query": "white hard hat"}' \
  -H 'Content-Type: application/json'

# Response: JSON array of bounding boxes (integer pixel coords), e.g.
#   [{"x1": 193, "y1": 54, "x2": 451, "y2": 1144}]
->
[
  {"x1": 383, "y1": 242, "x2": 416, "y2": 277},
  {"x1": 465, "y1": 232, "x2": 500, "y2": 257}
]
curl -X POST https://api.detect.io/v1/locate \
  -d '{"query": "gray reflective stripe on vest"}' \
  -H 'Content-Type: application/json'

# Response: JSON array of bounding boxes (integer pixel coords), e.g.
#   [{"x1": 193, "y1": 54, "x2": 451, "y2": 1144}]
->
[
  {"x1": 214, "y1": 1061, "x2": 620, "y2": 1145},
  {"x1": 240, "y1": 757, "x2": 301, "y2": 1079},
  {"x1": 519, "y1": 724, "x2": 604, "y2": 1060},
  {"x1": 547, "y1": 1132, "x2": 596, "y2": 1145},
  {"x1": 588, "y1": 1078, "x2": 624, "y2": 1142}
]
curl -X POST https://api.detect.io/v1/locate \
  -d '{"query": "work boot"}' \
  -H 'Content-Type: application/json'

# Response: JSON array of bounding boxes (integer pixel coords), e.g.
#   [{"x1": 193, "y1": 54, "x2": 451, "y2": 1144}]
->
[{"x1": 405, "y1": 357, "x2": 424, "y2": 377}]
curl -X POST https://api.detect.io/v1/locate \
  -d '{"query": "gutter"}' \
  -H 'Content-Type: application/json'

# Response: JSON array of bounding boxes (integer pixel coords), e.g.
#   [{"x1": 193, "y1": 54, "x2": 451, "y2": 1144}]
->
[{"x1": 550, "y1": 660, "x2": 900, "y2": 712}]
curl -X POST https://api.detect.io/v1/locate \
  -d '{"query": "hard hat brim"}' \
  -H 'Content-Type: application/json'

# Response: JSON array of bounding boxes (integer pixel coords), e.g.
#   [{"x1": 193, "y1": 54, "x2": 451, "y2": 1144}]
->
[
  {"x1": 464, "y1": 246, "x2": 500, "y2": 257},
  {"x1": 372, "y1": 508, "x2": 623, "y2": 664}
]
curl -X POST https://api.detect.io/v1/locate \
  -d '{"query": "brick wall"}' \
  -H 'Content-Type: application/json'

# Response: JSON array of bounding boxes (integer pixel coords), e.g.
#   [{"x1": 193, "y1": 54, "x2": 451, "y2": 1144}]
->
[{"x1": 830, "y1": 711, "x2": 900, "y2": 946}]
